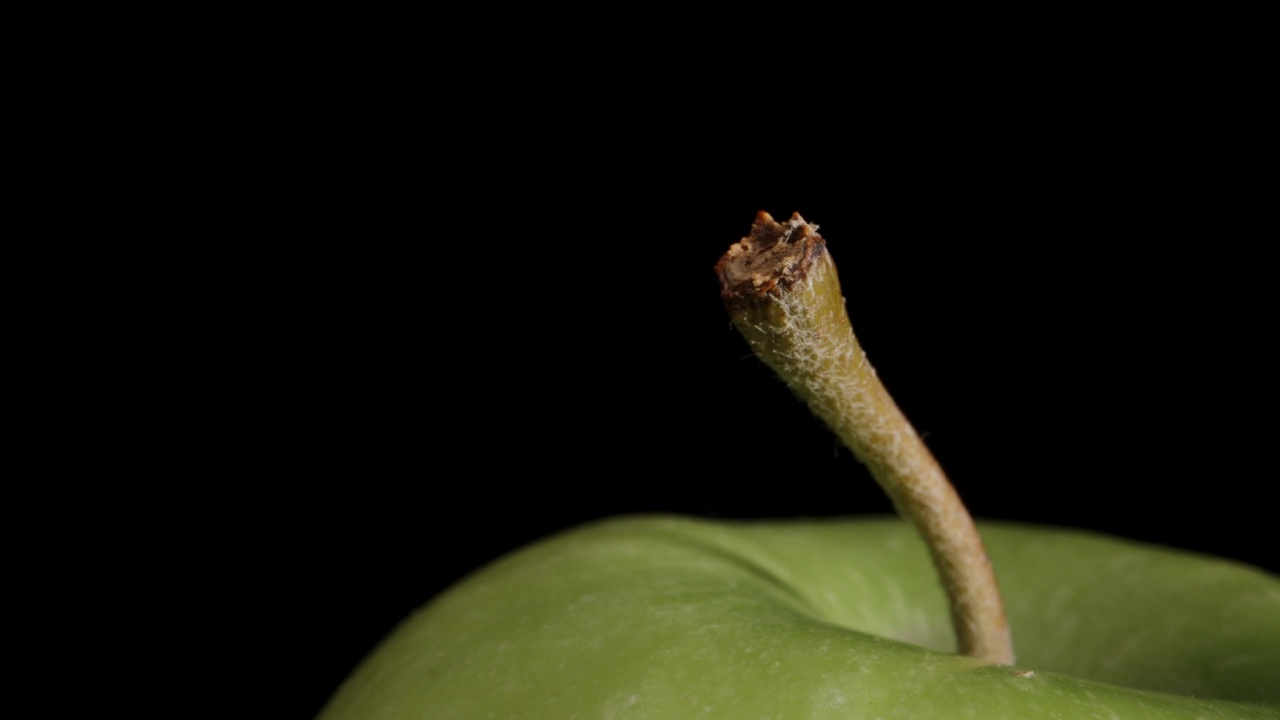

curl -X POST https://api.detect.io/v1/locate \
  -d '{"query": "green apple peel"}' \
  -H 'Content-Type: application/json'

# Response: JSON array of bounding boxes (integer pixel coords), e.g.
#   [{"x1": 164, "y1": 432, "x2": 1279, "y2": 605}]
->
[{"x1": 716, "y1": 211, "x2": 1015, "y2": 665}]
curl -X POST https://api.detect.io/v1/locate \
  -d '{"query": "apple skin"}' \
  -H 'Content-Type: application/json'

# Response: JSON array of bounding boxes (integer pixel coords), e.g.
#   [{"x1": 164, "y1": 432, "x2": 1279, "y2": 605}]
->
[{"x1": 318, "y1": 517, "x2": 1280, "y2": 719}]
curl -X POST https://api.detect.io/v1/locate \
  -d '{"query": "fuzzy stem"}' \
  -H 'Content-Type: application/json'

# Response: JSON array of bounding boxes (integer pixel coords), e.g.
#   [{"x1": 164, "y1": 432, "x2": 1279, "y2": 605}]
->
[{"x1": 716, "y1": 211, "x2": 1014, "y2": 665}]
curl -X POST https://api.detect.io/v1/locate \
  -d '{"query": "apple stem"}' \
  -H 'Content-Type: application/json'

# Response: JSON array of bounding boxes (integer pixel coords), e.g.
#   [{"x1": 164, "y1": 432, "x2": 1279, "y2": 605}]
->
[{"x1": 716, "y1": 211, "x2": 1015, "y2": 665}]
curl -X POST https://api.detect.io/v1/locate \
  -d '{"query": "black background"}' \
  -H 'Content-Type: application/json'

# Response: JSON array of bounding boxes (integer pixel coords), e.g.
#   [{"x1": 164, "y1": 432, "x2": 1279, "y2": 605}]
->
[{"x1": 230, "y1": 128, "x2": 1276, "y2": 719}]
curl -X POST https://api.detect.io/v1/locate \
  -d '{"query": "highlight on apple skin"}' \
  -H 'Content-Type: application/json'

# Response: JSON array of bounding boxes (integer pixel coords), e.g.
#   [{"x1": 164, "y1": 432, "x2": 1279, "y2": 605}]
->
[{"x1": 317, "y1": 516, "x2": 1280, "y2": 720}]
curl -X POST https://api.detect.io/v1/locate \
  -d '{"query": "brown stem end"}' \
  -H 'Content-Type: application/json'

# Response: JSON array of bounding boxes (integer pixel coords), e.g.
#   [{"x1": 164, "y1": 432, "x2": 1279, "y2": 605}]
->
[{"x1": 715, "y1": 211, "x2": 826, "y2": 302}]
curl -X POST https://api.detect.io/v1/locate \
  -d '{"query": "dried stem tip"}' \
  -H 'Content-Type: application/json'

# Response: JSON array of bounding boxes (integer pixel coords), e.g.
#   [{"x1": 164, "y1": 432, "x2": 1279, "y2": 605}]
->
[{"x1": 716, "y1": 211, "x2": 826, "y2": 301}]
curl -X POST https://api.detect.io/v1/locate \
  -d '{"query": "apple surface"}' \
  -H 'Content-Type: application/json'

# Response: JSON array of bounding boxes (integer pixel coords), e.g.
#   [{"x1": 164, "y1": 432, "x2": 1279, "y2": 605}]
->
[{"x1": 317, "y1": 516, "x2": 1280, "y2": 719}]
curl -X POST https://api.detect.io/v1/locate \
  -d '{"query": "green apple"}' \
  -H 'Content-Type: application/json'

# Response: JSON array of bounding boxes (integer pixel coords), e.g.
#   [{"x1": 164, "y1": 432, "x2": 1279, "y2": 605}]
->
[{"x1": 317, "y1": 515, "x2": 1280, "y2": 719}]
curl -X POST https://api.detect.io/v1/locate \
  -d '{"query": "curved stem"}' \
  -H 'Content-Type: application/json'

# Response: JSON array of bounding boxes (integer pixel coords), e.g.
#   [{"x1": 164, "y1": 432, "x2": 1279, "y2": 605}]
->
[{"x1": 716, "y1": 211, "x2": 1014, "y2": 665}]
